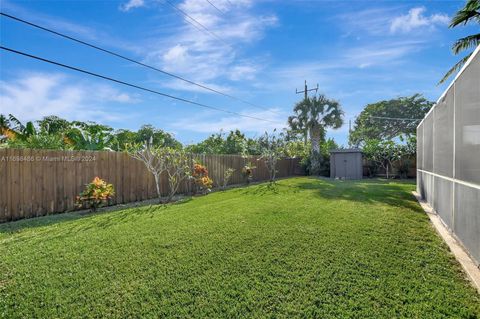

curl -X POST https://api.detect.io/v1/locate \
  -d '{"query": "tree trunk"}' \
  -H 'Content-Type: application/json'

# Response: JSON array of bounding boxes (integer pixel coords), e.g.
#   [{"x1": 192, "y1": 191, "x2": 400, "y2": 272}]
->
[
  {"x1": 310, "y1": 126, "x2": 321, "y2": 175},
  {"x1": 154, "y1": 173, "x2": 162, "y2": 203}
]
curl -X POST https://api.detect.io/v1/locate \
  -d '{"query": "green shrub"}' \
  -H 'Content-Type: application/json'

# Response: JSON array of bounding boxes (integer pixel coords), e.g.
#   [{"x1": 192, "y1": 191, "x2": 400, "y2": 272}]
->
[{"x1": 76, "y1": 177, "x2": 115, "y2": 212}]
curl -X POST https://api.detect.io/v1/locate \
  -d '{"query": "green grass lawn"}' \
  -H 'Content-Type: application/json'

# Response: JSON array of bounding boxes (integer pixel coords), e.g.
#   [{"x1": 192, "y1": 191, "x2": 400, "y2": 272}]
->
[{"x1": 1, "y1": 177, "x2": 479, "y2": 318}]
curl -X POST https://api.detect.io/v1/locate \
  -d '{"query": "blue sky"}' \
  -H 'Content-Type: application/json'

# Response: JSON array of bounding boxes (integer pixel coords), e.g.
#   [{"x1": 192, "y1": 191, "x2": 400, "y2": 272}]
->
[{"x1": 0, "y1": 0, "x2": 477, "y2": 146}]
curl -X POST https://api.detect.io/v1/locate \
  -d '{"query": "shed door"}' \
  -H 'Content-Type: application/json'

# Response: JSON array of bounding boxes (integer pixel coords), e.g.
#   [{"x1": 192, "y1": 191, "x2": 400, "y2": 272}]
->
[
  {"x1": 345, "y1": 154, "x2": 358, "y2": 179},
  {"x1": 336, "y1": 153, "x2": 347, "y2": 178}
]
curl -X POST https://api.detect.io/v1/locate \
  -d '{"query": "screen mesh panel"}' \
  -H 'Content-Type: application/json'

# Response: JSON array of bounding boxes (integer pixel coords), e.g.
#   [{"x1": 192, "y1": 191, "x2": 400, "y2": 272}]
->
[
  {"x1": 454, "y1": 183, "x2": 480, "y2": 264},
  {"x1": 423, "y1": 172, "x2": 434, "y2": 204},
  {"x1": 417, "y1": 124, "x2": 423, "y2": 171},
  {"x1": 417, "y1": 49, "x2": 480, "y2": 267},
  {"x1": 455, "y1": 56, "x2": 480, "y2": 184},
  {"x1": 423, "y1": 112, "x2": 434, "y2": 172},
  {"x1": 417, "y1": 171, "x2": 424, "y2": 198},
  {"x1": 433, "y1": 86, "x2": 454, "y2": 177},
  {"x1": 433, "y1": 176, "x2": 453, "y2": 228}
]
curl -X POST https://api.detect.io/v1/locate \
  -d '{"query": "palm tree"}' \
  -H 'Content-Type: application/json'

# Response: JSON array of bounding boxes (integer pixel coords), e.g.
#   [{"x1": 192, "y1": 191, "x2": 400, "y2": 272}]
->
[
  {"x1": 439, "y1": 0, "x2": 480, "y2": 84},
  {"x1": 288, "y1": 95, "x2": 343, "y2": 174}
]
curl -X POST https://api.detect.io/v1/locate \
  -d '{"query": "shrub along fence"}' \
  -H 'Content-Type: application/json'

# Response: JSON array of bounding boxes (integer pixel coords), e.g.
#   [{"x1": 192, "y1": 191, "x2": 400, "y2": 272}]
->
[
  {"x1": 0, "y1": 149, "x2": 301, "y2": 222},
  {"x1": 362, "y1": 157, "x2": 417, "y2": 178}
]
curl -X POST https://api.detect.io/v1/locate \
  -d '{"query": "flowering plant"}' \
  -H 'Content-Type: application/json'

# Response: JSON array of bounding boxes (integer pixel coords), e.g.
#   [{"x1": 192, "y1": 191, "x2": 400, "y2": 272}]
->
[
  {"x1": 193, "y1": 162, "x2": 213, "y2": 194},
  {"x1": 242, "y1": 162, "x2": 256, "y2": 184},
  {"x1": 76, "y1": 177, "x2": 115, "y2": 212}
]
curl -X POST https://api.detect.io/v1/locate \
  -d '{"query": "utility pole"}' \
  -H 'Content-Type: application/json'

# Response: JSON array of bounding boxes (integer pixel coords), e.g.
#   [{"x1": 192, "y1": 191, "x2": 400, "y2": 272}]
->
[{"x1": 296, "y1": 80, "x2": 318, "y2": 100}]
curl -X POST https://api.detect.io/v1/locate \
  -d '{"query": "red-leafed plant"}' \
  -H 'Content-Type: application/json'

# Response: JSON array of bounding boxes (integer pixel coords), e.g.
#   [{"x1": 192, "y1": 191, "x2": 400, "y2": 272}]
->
[
  {"x1": 76, "y1": 177, "x2": 115, "y2": 212},
  {"x1": 193, "y1": 163, "x2": 213, "y2": 194}
]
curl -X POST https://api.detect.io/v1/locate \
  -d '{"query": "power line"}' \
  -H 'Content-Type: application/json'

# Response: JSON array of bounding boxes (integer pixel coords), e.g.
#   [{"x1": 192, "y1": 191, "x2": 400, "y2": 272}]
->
[
  {"x1": 368, "y1": 116, "x2": 423, "y2": 121},
  {"x1": 163, "y1": 0, "x2": 228, "y2": 46},
  {"x1": 0, "y1": 46, "x2": 278, "y2": 123},
  {"x1": 0, "y1": 12, "x2": 281, "y2": 115},
  {"x1": 205, "y1": 0, "x2": 225, "y2": 14}
]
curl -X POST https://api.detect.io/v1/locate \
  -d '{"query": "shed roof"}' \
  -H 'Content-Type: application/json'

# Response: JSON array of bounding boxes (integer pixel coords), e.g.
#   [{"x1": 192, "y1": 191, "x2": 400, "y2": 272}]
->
[{"x1": 329, "y1": 149, "x2": 362, "y2": 154}]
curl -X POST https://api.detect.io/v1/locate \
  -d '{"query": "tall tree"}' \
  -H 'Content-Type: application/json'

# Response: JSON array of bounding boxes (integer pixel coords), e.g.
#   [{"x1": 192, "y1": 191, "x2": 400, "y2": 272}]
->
[
  {"x1": 37, "y1": 116, "x2": 71, "y2": 135},
  {"x1": 288, "y1": 95, "x2": 343, "y2": 174},
  {"x1": 439, "y1": 0, "x2": 480, "y2": 84},
  {"x1": 349, "y1": 94, "x2": 433, "y2": 146},
  {"x1": 136, "y1": 125, "x2": 182, "y2": 149},
  {"x1": 185, "y1": 130, "x2": 259, "y2": 155}
]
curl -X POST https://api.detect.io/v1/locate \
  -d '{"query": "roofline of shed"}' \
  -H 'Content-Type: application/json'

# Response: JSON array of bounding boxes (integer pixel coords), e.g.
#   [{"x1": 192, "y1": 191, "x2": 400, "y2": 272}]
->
[{"x1": 329, "y1": 149, "x2": 362, "y2": 153}]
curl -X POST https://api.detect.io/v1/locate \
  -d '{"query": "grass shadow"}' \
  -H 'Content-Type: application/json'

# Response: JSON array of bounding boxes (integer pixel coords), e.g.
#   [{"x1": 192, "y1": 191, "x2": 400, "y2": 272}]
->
[
  {"x1": 241, "y1": 182, "x2": 287, "y2": 196},
  {"x1": 0, "y1": 200, "x2": 181, "y2": 236},
  {"x1": 291, "y1": 177, "x2": 421, "y2": 212}
]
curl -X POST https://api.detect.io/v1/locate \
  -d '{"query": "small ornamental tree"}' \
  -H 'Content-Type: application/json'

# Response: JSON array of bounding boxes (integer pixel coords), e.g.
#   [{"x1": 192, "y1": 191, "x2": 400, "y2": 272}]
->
[
  {"x1": 127, "y1": 140, "x2": 167, "y2": 203},
  {"x1": 363, "y1": 139, "x2": 400, "y2": 179},
  {"x1": 258, "y1": 131, "x2": 285, "y2": 182},
  {"x1": 221, "y1": 168, "x2": 235, "y2": 189},
  {"x1": 396, "y1": 136, "x2": 416, "y2": 179},
  {"x1": 164, "y1": 149, "x2": 192, "y2": 202},
  {"x1": 76, "y1": 177, "x2": 115, "y2": 212}
]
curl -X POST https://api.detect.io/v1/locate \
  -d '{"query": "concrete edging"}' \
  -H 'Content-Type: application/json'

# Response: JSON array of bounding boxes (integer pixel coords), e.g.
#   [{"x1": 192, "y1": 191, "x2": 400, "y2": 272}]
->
[{"x1": 412, "y1": 191, "x2": 480, "y2": 293}]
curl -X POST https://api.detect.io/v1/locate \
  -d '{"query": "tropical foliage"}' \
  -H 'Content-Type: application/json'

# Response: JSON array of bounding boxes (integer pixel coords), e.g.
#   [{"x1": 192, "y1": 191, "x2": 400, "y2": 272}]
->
[
  {"x1": 185, "y1": 130, "x2": 259, "y2": 155},
  {"x1": 349, "y1": 94, "x2": 433, "y2": 146},
  {"x1": 440, "y1": 0, "x2": 480, "y2": 84},
  {"x1": 0, "y1": 114, "x2": 181, "y2": 151}
]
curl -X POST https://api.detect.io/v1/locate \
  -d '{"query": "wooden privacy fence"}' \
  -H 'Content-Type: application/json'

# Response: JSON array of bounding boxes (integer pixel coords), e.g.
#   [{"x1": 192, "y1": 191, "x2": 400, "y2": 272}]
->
[{"x1": 0, "y1": 149, "x2": 301, "y2": 222}]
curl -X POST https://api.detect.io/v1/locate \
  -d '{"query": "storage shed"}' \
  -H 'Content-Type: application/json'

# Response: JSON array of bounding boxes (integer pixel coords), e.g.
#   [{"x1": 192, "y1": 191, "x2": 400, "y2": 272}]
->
[{"x1": 330, "y1": 149, "x2": 363, "y2": 180}]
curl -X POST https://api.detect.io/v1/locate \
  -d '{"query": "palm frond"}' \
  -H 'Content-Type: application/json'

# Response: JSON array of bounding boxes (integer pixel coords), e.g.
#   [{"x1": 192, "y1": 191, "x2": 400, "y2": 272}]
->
[
  {"x1": 8, "y1": 114, "x2": 24, "y2": 132},
  {"x1": 449, "y1": 0, "x2": 480, "y2": 27},
  {"x1": 452, "y1": 33, "x2": 480, "y2": 54},
  {"x1": 438, "y1": 53, "x2": 473, "y2": 85}
]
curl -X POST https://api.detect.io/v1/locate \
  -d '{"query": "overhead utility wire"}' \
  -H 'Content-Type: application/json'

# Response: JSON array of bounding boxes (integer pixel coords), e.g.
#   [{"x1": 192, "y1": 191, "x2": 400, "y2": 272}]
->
[
  {"x1": 205, "y1": 0, "x2": 225, "y2": 14},
  {"x1": 0, "y1": 12, "x2": 281, "y2": 115},
  {"x1": 163, "y1": 0, "x2": 228, "y2": 46},
  {"x1": 368, "y1": 116, "x2": 423, "y2": 121},
  {"x1": 0, "y1": 46, "x2": 277, "y2": 123}
]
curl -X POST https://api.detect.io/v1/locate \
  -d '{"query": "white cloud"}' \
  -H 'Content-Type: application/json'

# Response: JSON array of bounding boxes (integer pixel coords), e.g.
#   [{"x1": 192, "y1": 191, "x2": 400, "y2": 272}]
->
[
  {"x1": 172, "y1": 108, "x2": 286, "y2": 134},
  {"x1": 120, "y1": 0, "x2": 145, "y2": 12},
  {"x1": 229, "y1": 64, "x2": 257, "y2": 81},
  {"x1": 337, "y1": 7, "x2": 401, "y2": 36},
  {"x1": 343, "y1": 41, "x2": 423, "y2": 68},
  {"x1": 0, "y1": 73, "x2": 139, "y2": 123},
  {"x1": 2, "y1": 1, "x2": 140, "y2": 54},
  {"x1": 143, "y1": 0, "x2": 277, "y2": 91},
  {"x1": 390, "y1": 7, "x2": 449, "y2": 33}
]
